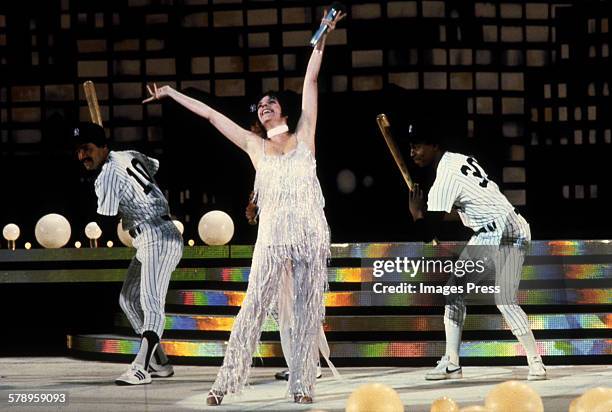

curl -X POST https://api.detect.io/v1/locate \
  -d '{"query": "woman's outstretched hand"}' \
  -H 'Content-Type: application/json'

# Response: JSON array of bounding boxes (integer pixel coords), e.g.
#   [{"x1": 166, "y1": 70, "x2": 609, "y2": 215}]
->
[
  {"x1": 142, "y1": 83, "x2": 172, "y2": 103},
  {"x1": 320, "y1": 8, "x2": 346, "y2": 34}
]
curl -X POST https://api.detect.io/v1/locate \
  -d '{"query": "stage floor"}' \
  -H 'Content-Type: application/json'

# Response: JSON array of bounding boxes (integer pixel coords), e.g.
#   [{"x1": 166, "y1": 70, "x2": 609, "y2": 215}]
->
[{"x1": 0, "y1": 358, "x2": 610, "y2": 411}]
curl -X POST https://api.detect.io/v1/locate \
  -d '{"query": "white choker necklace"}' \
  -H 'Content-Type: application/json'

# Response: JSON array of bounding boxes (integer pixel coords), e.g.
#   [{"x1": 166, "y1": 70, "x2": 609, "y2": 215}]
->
[{"x1": 266, "y1": 125, "x2": 289, "y2": 138}]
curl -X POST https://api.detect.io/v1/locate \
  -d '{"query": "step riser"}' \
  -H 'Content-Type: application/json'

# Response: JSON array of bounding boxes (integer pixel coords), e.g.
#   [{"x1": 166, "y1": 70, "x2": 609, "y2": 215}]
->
[
  {"x1": 67, "y1": 335, "x2": 612, "y2": 359},
  {"x1": 115, "y1": 313, "x2": 612, "y2": 332},
  {"x1": 166, "y1": 289, "x2": 612, "y2": 307},
  {"x1": 57, "y1": 241, "x2": 611, "y2": 365},
  {"x1": 4, "y1": 264, "x2": 610, "y2": 284}
]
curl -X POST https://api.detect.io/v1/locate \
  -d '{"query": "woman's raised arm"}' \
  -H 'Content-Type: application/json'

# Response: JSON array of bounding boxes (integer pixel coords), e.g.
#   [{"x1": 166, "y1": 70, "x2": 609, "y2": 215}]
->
[
  {"x1": 143, "y1": 84, "x2": 256, "y2": 152},
  {"x1": 296, "y1": 9, "x2": 345, "y2": 151}
]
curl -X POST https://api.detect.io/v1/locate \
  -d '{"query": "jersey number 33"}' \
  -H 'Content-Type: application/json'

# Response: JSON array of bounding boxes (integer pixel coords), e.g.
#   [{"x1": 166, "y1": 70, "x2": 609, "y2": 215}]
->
[{"x1": 460, "y1": 157, "x2": 489, "y2": 188}]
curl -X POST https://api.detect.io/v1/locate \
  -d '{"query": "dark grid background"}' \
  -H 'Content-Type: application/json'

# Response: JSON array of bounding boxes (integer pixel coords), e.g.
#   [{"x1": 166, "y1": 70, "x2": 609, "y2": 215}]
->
[{"x1": 0, "y1": 0, "x2": 610, "y2": 244}]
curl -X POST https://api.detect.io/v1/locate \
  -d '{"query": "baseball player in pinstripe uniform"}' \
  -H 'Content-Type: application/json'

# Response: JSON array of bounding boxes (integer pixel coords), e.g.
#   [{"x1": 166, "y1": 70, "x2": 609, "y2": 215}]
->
[
  {"x1": 405, "y1": 124, "x2": 547, "y2": 381},
  {"x1": 73, "y1": 122, "x2": 183, "y2": 385}
]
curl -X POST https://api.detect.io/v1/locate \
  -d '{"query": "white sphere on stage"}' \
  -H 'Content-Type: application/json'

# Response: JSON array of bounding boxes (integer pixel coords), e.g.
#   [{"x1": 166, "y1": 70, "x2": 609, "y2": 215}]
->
[
  {"x1": 35, "y1": 214, "x2": 71, "y2": 248},
  {"x1": 198, "y1": 211, "x2": 234, "y2": 245},
  {"x1": 3, "y1": 223, "x2": 20, "y2": 241},
  {"x1": 84, "y1": 222, "x2": 102, "y2": 240},
  {"x1": 172, "y1": 219, "x2": 184, "y2": 235},
  {"x1": 117, "y1": 221, "x2": 133, "y2": 247}
]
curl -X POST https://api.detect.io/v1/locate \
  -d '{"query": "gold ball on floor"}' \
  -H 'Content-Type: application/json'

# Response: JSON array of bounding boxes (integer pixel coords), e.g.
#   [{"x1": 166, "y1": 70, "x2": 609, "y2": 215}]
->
[
  {"x1": 431, "y1": 396, "x2": 459, "y2": 412},
  {"x1": 345, "y1": 383, "x2": 404, "y2": 412},
  {"x1": 459, "y1": 406, "x2": 491, "y2": 412},
  {"x1": 592, "y1": 399, "x2": 612, "y2": 412},
  {"x1": 569, "y1": 397, "x2": 579, "y2": 412},
  {"x1": 485, "y1": 381, "x2": 543, "y2": 412},
  {"x1": 573, "y1": 387, "x2": 612, "y2": 412}
]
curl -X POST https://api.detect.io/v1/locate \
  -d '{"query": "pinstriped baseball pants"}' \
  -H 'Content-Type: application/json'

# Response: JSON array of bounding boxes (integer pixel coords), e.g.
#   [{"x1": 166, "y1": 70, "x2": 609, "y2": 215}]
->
[
  {"x1": 445, "y1": 211, "x2": 532, "y2": 336},
  {"x1": 119, "y1": 220, "x2": 183, "y2": 338}
]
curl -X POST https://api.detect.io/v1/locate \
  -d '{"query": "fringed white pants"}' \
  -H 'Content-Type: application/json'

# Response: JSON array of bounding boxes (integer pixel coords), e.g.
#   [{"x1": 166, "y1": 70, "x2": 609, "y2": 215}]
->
[{"x1": 211, "y1": 244, "x2": 337, "y2": 398}]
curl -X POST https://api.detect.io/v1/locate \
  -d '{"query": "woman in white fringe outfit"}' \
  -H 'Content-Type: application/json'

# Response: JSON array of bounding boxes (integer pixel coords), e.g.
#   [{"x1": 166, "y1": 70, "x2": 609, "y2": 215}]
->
[{"x1": 143, "y1": 9, "x2": 344, "y2": 406}]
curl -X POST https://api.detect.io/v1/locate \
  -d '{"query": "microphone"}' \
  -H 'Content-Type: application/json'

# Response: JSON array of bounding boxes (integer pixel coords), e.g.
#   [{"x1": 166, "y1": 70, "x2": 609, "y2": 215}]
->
[{"x1": 310, "y1": 2, "x2": 346, "y2": 47}]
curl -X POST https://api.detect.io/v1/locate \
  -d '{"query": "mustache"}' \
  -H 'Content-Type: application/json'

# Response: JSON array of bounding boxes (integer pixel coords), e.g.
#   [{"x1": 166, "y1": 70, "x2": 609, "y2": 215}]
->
[{"x1": 81, "y1": 157, "x2": 93, "y2": 163}]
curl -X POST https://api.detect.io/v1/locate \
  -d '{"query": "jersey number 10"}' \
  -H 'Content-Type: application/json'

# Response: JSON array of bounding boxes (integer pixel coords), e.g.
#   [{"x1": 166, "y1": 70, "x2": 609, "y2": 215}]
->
[
  {"x1": 126, "y1": 159, "x2": 154, "y2": 194},
  {"x1": 460, "y1": 157, "x2": 489, "y2": 188}
]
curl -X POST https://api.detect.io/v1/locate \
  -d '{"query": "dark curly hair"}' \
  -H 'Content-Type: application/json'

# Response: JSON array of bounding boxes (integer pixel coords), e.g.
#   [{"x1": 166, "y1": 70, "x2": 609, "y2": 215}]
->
[{"x1": 249, "y1": 90, "x2": 300, "y2": 139}]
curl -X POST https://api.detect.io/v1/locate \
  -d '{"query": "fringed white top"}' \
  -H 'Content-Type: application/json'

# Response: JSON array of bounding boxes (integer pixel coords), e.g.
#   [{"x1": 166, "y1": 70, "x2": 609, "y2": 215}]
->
[{"x1": 253, "y1": 138, "x2": 330, "y2": 252}]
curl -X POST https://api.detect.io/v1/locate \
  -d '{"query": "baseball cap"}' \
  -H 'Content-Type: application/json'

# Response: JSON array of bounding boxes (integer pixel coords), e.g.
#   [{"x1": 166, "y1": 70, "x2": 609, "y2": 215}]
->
[
  {"x1": 394, "y1": 116, "x2": 443, "y2": 146},
  {"x1": 72, "y1": 122, "x2": 107, "y2": 147}
]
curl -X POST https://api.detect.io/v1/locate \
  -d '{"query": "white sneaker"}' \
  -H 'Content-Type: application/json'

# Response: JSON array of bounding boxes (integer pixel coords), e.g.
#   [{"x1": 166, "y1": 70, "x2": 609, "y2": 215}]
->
[
  {"x1": 527, "y1": 357, "x2": 547, "y2": 381},
  {"x1": 425, "y1": 355, "x2": 463, "y2": 380},
  {"x1": 148, "y1": 360, "x2": 174, "y2": 378},
  {"x1": 115, "y1": 364, "x2": 152, "y2": 386}
]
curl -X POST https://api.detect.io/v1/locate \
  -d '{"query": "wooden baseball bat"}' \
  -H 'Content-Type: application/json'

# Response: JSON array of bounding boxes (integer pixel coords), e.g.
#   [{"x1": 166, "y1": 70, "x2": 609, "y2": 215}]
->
[
  {"x1": 376, "y1": 113, "x2": 439, "y2": 246},
  {"x1": 83, "y1": 80, "x2": 103, "y2": 126},
  {"x1": 376, "y1": 113, "x2": 414, "y2": 191}
]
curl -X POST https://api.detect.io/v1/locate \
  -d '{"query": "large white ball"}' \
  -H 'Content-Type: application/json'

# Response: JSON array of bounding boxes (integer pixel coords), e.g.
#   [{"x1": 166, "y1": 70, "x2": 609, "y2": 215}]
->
[
  {"x1": 84, "y1": 222, "x2": 102, "y2": 240},
  {"x1": 35, "y1": 214, "x2": 71, "y2": 248},
  {"x1": 173, "y1": 219, "x2": 184, "y2": 235},
  {"x1": 117, "y1": 221, "x2": 133, "y2": 247},
  {"x1": 3, "y1": 223, "x2": 20, "y2": 241},
  {"x1": 198, "y1": 211, "x2": 234, "y2": 245}
]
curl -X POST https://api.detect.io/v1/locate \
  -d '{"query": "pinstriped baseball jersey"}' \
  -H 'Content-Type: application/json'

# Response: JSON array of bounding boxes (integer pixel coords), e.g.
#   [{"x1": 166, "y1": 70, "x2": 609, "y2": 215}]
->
[
  {"x1": 427, "y1": 152, "x2": 516, "y2": 232},
  {"x1": 431, "y1": 153, "x2": 535, "y2": 345},
  {"x1": 94, "y1": 151, "x2": 170, "y2": 231}
]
